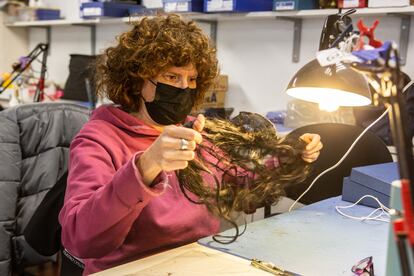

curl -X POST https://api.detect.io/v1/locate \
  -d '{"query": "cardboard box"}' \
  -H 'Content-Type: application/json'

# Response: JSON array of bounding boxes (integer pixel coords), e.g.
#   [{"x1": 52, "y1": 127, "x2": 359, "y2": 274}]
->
[
  {"x1": 368, "y1": 0, "x2": 410, "y2": 7},
  {"x1": 273, "y1": 0, "x2": 318, "y2": 11},
  {"x1": 163, "y1": 0, "x2": 203, "y2": 12},
  {"x1": 204, "y1": 0, "x2": 273, "y2": 13},
  {"x1": 193, "y1": 75, "x2": 228, "y2": 111},
  {"x1": 200, "y1": 90, "x2": 226, "y2": 109},
  {"x1": 338, "y1": 0, "x2": 367, "y2": 8},
  {"x1": 210, "y1": 75, "x2": 228, "y2": 92}
]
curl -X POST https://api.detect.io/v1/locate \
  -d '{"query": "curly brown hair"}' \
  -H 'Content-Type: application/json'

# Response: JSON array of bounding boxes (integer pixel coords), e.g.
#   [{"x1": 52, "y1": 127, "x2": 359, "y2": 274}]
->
[{"x1": 95, "y1": 14, "x2": 219, "y2": 111}]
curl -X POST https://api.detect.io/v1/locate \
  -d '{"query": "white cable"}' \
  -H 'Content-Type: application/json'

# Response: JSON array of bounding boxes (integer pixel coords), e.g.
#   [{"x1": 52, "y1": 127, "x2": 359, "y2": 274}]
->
[
  {"x1": 335, "y1": 195, "x2": 390, "y2": 222},
  {"x1": 288, "y1": 107, "x2": 391, "y2": 212}
]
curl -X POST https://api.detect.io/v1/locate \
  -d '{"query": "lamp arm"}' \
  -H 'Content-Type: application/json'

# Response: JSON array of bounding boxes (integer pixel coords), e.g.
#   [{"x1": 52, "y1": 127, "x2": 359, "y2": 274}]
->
[
  {"x1": 352, "y1": 45, "x2": 414, "y2": 276},
  {"x1": 33, "y1": 44, "x2": 49, "y2": 102},
  {"x1": 0, "y1": 43, "x2": 49, "y2": 101}
]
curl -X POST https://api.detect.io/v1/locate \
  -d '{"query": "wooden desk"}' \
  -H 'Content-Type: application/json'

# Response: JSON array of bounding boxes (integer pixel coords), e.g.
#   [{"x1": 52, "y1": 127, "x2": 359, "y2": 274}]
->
[{"x1": 91, "y1": 243, "x2": 269, "y2": 276}]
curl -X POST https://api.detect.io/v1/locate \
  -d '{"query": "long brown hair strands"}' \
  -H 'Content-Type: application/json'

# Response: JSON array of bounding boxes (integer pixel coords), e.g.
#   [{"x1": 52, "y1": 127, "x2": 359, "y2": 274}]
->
[{"x1": 176, "y1": 113, "x2": 311, "y2": 243}]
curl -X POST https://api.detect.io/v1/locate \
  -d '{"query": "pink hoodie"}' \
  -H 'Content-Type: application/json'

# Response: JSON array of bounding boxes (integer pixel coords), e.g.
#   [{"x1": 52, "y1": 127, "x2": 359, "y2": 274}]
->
[{"x1": 59, "y1": 105, "x2": 220, "y2": 275}]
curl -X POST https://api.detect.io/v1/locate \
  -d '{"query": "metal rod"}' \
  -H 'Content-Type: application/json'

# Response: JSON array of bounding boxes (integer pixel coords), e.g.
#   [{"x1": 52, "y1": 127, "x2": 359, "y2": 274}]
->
[
  {"x1": 396, "y1": 234, "x2": 412, "y2": 276},
  {"x1": 0, "y1": 43, "x2": 48, "y2": 94},
  {"x1": 33, "y1": 44, "x2": 49, "y2": 102}
]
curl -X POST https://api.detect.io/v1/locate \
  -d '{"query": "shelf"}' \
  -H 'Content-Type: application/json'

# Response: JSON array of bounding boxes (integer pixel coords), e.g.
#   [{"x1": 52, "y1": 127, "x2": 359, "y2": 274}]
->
[
  {"x1": 5, "y1": 7, "x2": 414, "y2": 27},
  {"x1": 269, "y1": 6, "x2": 414, "y2": 19},
  {"x1": 5, "y1": 17, "x2": 123, "y2": 27},
  {"x1": 3, "y1": 6, "x2": 413, "y2": 63}
]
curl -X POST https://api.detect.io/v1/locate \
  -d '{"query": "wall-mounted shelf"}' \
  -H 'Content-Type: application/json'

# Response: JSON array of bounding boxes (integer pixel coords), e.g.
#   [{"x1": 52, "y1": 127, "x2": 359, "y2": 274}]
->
[
  {"x1": 6, "y1": 7, "x2": 414, "y2": 27},
  {"x1": 4, "y1": 6, "x2": 414, "y2": 62}
]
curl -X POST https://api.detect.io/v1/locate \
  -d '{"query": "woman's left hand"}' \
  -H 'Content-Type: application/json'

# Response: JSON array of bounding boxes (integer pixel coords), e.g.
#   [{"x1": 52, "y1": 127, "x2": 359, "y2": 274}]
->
[{"x1": 300, "y1": 133, "x2": 323, "y2": 163}]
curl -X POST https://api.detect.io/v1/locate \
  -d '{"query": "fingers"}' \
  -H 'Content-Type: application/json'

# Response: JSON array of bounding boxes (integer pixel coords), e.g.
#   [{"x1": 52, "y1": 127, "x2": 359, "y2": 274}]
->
[
  {"x1": 192, "y1": 114, "x2": 205, "y2": 133},
  {"x1": 164, "y1": 125, "x2": 203, "y2": 144},
  {"x1": 150, "y1": 125, "x2": 202, "y2": 172},
  {"x1": 161, "y1": 136, "x2": 197, "y2": 151},
  {"x1": 163, "y1": 150, "x2": 195, "y2": 161},
  {"x1": 303, "y1": 142, "x2": 323, "y2": 155},
  {"x1": 302, "y1": 151, "x2": 320, "y2": 163},
  {"x1": 300, "y1": 133, "x2": 323, "y2": 163},
  {"x1": 160, "y1": 160, "x2": 189, "y2": 171},
  {"x1": 300, "y1": 133, "x2": 321, "y2": 151}
]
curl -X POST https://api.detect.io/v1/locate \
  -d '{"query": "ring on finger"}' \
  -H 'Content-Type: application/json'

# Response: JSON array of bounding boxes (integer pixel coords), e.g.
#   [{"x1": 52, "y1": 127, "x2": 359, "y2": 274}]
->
[{"x1": 180, "y1": 138, "x2": 189, "y2": 150}]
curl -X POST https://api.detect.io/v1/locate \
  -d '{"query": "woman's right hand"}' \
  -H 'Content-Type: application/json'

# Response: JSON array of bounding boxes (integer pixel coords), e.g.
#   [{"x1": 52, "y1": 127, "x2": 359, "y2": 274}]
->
[{"x1": 137, "y1": 124, "x2": 203, "y2": 186}]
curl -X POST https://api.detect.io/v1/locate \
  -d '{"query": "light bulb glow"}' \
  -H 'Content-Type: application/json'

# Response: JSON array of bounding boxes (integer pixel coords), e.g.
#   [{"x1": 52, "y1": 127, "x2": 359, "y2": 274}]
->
[
  {"x1": 286, "y1": 87, "x2": 371, "y2": 107},
  {"x1": 319, "y1": 101, "x2": 339, "y2": 112}
]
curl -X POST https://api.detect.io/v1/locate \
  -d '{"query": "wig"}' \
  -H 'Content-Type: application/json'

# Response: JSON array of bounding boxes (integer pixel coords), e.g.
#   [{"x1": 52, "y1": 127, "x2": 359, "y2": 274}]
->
[
  {"x1": 94, "y1": 14, "x2": 218, "y2": 112},
  {"x1": 177, "y1": 112, "x2": 311, "y2": 243}
]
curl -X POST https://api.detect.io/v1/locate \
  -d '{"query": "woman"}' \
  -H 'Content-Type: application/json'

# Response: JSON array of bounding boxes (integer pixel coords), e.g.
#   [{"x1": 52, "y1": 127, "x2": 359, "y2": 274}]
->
[{"x1": 59, "y1": 14, "x2": 322, "y2": 275}]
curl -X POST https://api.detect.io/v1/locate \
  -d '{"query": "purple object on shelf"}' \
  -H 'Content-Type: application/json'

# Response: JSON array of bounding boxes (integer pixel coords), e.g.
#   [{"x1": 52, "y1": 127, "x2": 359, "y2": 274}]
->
[
  {"x1": 266, "y1": 111, "x2": 287, "y2": 125},
  {"x1": 204, "y1": 0, "x2": 273, "y2": 13},
  {"x1": 36, "y1": 9, "x2": 60, "y2": 20},
  {"x1": 80, "y1": 2, "x2": 142, "y2": 18}
]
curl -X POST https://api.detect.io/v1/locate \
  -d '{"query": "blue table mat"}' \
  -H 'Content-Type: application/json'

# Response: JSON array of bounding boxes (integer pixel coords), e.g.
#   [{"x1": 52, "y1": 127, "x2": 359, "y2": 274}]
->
[{"x1": 198, "y1": 196, "x2": 389, "y2": 276}]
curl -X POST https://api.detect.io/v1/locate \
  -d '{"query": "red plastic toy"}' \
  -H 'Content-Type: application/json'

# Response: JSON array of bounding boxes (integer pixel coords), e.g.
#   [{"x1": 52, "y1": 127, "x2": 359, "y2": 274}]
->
[{"x1": 356, "y1": 19, "x2": 383, "y2": 50}]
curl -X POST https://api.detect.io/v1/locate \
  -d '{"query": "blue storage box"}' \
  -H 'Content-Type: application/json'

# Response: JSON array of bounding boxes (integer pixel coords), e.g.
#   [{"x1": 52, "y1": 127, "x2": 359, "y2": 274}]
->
[
  {"x1": 80, "y1": 2, "x2": 141, "y2": 18},
  {"x1": 341, "y1": 162, "x2": 399, "y2": 208},
  {"x1": 163, "y1": 0, "x2": 203, "y2": 12},
  {"x1": 273, "y1": 0, "x2": 318, "y2": 11},
  {"x1": 342, "y1": 177, "x2": 390, "y2": 208},
  {"x1": 36, "y1": 9, "x2": 60, "y2": 20},
  {"x1": 350, "y1": 162, "x2": 399, "y2": 195},
  {"x1": 128, "y1": 5, "x2": 147, "y2": 16},
  {"x1": 204, "y1": 0, "x2": 273, "y2": 13},
  {"x1": 17, "y1": 7, "x2": 61, "y2": 21}
]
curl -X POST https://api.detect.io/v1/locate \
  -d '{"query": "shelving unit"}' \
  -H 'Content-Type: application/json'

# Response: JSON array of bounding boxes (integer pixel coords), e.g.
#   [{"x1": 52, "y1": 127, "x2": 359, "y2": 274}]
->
[
  {"x1": 6, "y1": 7, "x2": 414, "y2": 26},
  {"x1": 4, "y1": 6, "x2": 414, "y2": 62}
]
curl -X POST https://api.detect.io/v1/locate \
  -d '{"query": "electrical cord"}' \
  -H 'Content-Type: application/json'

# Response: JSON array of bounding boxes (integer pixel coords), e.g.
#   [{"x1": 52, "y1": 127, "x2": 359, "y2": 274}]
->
[{"x1": 288, "y1": 106, "x2": 391, "y2": 212}]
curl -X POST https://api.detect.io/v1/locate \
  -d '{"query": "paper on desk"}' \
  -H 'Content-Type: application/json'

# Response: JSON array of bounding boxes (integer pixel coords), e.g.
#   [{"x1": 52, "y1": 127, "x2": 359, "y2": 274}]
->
[{"x1": 121, "y1": 248, "x2": 269, "y2": 276}]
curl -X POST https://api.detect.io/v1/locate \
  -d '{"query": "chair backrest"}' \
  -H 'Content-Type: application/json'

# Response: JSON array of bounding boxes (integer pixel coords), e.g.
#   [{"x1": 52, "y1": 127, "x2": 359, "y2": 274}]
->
[
  {"x1": 0, "y1": 102, "x2": 89, "y2": 275},
  {"x1": 284, "y1": 123, "x2": 393, "y2": 204}
]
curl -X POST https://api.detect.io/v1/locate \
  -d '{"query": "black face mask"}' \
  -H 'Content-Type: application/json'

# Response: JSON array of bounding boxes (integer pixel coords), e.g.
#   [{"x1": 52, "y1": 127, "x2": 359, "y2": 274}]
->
[{"x1": 144, "y1": 80, "x2": 197, "y2": 125}]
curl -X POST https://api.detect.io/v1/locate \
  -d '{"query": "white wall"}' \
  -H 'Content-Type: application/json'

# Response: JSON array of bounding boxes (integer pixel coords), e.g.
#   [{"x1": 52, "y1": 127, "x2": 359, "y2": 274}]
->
[
  {"x1": 27, "y1": 13, "x2": 414, "y2": 116},
  {"x1": 0, "y1": 12, "x2": 28, "y2": 74},
  {"x1": 218, "y1": 15, "x2": 414, "y2": 115}
]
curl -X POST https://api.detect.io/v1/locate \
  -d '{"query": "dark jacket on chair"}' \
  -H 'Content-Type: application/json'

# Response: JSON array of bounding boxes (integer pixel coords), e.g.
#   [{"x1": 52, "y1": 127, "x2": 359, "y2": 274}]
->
[{"x1": 0, "y1": 102, "x2": 89, "y2": 276}]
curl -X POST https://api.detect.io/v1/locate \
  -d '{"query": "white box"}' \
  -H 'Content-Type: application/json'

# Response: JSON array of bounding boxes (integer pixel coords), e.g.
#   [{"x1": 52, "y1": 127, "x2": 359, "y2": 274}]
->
[
  {"x1": 205, "y1": 0, "x2": 233, "y2": 12},
  {"x1": 368, "y1": 0, "x2": 409, "y2": 7}
]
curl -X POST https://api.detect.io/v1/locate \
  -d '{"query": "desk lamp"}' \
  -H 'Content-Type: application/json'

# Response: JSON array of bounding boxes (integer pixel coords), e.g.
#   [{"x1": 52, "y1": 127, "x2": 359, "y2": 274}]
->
[
  {"x1": 286, "y1": 43, "x2": 414, "y2": 275},
  {"x1": 286, "y1": 59, "x2": 371, "y2": 111}
]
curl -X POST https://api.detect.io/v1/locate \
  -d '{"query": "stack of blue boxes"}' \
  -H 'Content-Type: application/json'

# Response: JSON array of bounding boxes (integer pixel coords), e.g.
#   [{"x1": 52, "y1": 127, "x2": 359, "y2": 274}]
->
[
  {"x1": 204, "y1": 0, "x2": 273, "y2": 12},
  {"x1": 80, "y1": 2, "x2": 145, "y2": 18},
  {"x1": 342, "y1": 162, "x2": 399, "y2": 208},
  {"x1": 36, "y1": 9, "x2": 61, "y2": 20},
  {"x1": 273, "y1": 0, "x2": 318, "y2": 11},
  {"x1": 80, "y1": 0, "x2": 320, "y2": 17},
  {"x1": 164, "y1": 0, "x2": 274, "y2": 13},
  {"x1": 163, "y1": 0, "x2": 204, "y2": 12}
]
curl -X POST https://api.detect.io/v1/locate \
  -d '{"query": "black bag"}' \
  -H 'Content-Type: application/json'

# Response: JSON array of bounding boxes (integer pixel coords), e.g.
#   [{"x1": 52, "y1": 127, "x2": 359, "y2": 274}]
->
[
  {"x1": 63, "y1": 54, "x2": 97, "y2": 103},
  {"x1": 23, "y1": 172, "x2": 68, "y2": 256}
]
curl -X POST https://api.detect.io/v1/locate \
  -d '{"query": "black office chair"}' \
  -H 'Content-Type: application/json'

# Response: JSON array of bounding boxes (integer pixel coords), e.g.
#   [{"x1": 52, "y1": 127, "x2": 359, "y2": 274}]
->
[{"x1": 283, "y1": 123, "x2": 393, "y2": 205}]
